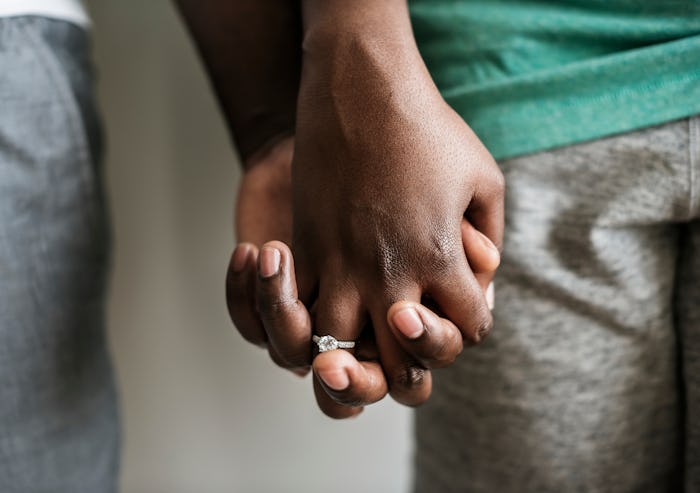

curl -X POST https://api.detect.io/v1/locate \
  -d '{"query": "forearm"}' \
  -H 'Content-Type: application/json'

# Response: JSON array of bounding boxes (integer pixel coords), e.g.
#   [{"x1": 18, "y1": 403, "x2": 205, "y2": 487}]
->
[{"x1": 175, "y1": 0, "x2": 301, "y2": 165}]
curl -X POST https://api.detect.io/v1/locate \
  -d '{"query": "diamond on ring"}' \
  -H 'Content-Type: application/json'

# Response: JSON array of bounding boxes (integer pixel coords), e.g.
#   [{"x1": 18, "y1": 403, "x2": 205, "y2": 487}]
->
[{"x1": 312, "y1": 335, "x2": 356, "y2": 352}]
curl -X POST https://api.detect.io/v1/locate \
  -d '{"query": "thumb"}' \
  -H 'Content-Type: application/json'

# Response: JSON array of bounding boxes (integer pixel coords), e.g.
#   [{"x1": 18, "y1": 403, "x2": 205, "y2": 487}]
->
[
  {"x1": 461, "y1": 219, "x2": 498, "y2": 309},
  {"x1": 461, "y1": 218, "x2": 500, "y2": 274}
]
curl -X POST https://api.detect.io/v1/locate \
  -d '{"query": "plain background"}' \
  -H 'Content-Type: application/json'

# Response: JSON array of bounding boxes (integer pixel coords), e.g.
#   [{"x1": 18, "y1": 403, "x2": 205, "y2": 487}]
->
[{"x1": 85, "y1": 0, "x2": 413, "y2": 492}]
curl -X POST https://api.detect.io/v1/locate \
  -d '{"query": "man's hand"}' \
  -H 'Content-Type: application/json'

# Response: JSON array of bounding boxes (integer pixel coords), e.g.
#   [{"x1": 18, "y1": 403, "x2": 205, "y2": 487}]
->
[{"x1": 290, "y1": 0, "x2": 505, "y2": 417}]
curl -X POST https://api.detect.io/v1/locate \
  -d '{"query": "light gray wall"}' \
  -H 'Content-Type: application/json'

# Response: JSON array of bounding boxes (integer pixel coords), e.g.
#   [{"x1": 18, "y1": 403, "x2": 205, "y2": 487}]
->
[{"x1": 85, "y1": 1, "x2": 412, "y2": 492}]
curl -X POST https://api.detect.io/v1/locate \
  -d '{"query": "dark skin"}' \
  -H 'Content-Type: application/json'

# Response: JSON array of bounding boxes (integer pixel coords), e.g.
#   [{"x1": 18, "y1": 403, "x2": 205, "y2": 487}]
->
[
  {"x1": 229, "y1": 137, "x2": 499, "y2": 418},
  {"x1": 174, "y1": 0, "x2": 301, "y2": 164},
  {"x1": 292, "y1": 0, "x2": 504, "y2": 416},
  {"x1": 176, "y1": 0, "x2": 504, "y2": 419}
]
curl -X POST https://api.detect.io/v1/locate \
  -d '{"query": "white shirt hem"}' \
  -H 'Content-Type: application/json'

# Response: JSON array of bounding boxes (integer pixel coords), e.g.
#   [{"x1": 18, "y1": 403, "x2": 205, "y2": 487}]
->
[{"x1": 0, "y1": 0, "x2": 88, "y2": 27}]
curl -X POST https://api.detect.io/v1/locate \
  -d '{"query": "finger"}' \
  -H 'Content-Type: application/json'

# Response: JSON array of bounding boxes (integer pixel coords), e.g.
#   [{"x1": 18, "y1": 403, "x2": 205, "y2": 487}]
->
[
  {"x1": 354, "y1": 328, "x2": 380, "y2": 361},
  {"x1": 461, "y1": 219, "x2": 498, "y2": 308},
  {"x1": 313, "y1": 276, "x2": 366, "y2": 352},
  {"x1": 226, "y1": 243, "x2": 267, "y2": 347},
  {"x1": 387, "y1": 302, "x2": 463, "y2": 369},
  {"x1": 371, "y1": 290, "x2": 433, "y2": 407},
  {"x1": 310, "y1": 279, "x2": 372, "y2": 414},
  {"x1": 466, "y1": 163, "x2": 505, "y2": 254},
  {"x1": 313, "y1": 350, "x2": 388, "y2": 418},
  {"x1": 461, "y1": 219, "x2": 500, "y2": 276},
  {"x1": 427, "y1": 253, "x2": 494, "y2": 345},
  {"x1": 291, "y1": 236, "x2": 319, "y2": 307},
  {"x1": 313, "y1": 375, "x2": 363, "y2": 419},
  {"x1": 256, "y1": 240, "x2": 313, "y2": 371}
]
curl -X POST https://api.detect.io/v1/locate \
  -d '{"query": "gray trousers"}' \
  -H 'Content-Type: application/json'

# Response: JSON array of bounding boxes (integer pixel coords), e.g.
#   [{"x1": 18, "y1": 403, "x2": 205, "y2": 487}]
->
[
  {"x1": 416, "y1": 117, "x2": 700, "y2": 492},
  {"x1": 0, "y1": 17, "x2": 118, "y2": 492}
]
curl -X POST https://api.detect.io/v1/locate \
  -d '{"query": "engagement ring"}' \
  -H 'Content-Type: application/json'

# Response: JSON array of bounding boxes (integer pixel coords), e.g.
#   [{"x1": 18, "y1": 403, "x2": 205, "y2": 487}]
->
[{"x1": 312, "y1": 335, "x2": 356, "y2": 352}]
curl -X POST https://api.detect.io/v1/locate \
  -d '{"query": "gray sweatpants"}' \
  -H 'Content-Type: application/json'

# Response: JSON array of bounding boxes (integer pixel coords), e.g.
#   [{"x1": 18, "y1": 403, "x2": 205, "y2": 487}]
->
[
  {"x1": 415, "y1": 117, "x2": 700, "y2": 492},
  {"x1": 0, "y1": 17, "x2": 118, "y2": 492}
]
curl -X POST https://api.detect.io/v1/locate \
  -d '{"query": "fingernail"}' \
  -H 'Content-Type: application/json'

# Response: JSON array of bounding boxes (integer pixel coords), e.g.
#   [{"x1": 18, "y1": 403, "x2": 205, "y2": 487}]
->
[
  {"x1": 232, "y1": 244, "x2": 249, "y2": 273},
  {"x1": 393, "y1": 306, "x2": 424, "y2": 339},
  {"x1": 259, "y1": 247, "x2": 280, "y2": 278},
  {"x1": 317, "y1": 368, "x2": 349, "y2": 391},
  {"x1": 486, "y1": 282, "x2": 495, "y2": 311},
  {"x1": 478, "y1": 231, "x2": 499, "y2": 252}
]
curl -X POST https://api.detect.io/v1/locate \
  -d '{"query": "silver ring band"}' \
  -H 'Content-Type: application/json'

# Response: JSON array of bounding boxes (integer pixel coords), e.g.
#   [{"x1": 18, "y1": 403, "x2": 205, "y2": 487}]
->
[{"x1": 312, "y1": 335, "x2": 356, "y2": 352}]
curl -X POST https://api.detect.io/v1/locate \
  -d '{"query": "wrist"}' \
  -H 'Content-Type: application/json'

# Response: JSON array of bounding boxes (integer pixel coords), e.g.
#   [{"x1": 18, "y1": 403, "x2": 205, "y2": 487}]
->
[
  {"x1": 302, "y1": 0, "x2": 429, "y2": 85},
  {"x1": 302, "y1": 0, "x2": 413, "y2": 53},
  {"x1": 236, "y1": 115, "x2": 295, "y2": 167},
  {"x1": 299, "y1": 0, "x2": 440, "y2": 122},
  {"x1": 244, "y1": 134, "x2": 294, "y2": 173}
]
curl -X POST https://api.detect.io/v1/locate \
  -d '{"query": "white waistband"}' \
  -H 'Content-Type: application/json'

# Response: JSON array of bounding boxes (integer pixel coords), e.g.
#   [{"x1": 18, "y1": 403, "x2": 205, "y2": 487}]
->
[{"x1": 0, "y1": 0, "x2": 88, "y2": 27}]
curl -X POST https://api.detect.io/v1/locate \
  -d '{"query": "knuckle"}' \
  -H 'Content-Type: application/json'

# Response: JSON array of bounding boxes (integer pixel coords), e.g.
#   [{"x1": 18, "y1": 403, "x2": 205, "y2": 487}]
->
[
  {"x1": 429, "y1": 331, "x2": 463, "y2": 368},
  {"x1": 256, "y1": 296, "x2": 297, "y2": 322},
  {"x1": 492, "y1": 167, "x2": 506, "y2": 196},
  {"x1": 464, "y1": 307, "x2": 493, "y2": 345},
  {"x1": 374, "y1": 246, "x2": 408, "y2": 291},
  {"x1": 373, "y1": 227, "x2": 461, "y2": 289},
  {"x1": 427, "y1": 231, "x2": 460, "y2": 268},
  {"x1": 390, "y1": 364, "x2": 427, "y2": 391}
]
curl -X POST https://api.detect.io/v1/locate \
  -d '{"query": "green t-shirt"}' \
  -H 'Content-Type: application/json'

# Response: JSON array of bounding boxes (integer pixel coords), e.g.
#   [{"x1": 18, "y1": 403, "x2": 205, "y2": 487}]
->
[{"x1": 409, "y1": 0, "x2": 700, "y2": 160}]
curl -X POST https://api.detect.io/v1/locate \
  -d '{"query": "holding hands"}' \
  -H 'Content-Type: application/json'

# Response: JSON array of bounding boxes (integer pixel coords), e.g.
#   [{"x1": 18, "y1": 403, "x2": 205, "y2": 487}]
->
[
  {"x1": 228, "y1": 107, "x2": 502, "y2": 419},
  {"x1": 206, "y1": 0, "x2": 504, "y2": 418}
]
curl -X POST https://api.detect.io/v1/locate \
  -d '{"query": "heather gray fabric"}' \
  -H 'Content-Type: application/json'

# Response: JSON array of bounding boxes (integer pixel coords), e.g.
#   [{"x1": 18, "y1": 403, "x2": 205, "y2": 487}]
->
[
  {"x1": 415, "y1": 116, "x2": 700, "y2": 492},
  {"x1": 0, "y1": 17, "x2": 118, "y2": 492}
]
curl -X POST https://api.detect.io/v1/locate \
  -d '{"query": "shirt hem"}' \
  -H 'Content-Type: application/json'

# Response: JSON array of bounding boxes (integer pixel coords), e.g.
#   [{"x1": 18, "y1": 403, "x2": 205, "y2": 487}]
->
[{"x1": 442, "y1": 35, "x2": 700, "y2": 161}]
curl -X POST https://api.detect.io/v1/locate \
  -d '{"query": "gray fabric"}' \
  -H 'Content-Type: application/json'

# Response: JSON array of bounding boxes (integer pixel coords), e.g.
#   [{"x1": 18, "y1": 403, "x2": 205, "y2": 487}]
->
[
  {"x1": 415, "y1": 116, "x2": 700, "y2": 492},
  {"x1": 0, "y1": 17, "x2": 118, "y2": 492}
]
